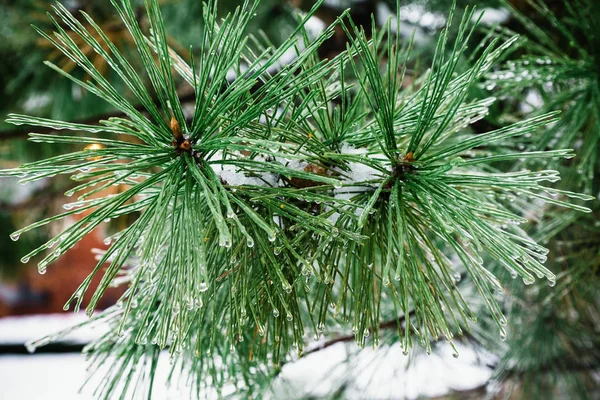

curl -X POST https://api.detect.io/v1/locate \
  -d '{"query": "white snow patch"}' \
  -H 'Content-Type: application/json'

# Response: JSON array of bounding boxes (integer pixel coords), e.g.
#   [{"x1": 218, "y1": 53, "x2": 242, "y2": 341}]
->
[
  {"x1": 474, "y1": 8, "x2": 510, "y2": 25},
  {"x1": 337, "y1": 144, "x2": 383, "y2": 186},
  {"x1": 210, "y1": 152, "x2": 279, "y2": 187},
  {"x1": 520, "y1": 90, "x2": 544, "y2": 114},
  {"x1": 0, "y1": 313, "x2": 107, "y2": 345},
  {"x1": 277, "y1": 340, "x2": 493, "y2": 399}
]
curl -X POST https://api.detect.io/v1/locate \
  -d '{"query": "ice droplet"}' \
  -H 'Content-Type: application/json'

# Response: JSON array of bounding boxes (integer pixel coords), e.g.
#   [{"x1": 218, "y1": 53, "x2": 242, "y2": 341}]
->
[
  {"x1": 20, "y1": 256, "x2": 30, "y2": 264},
  {"x1": 282, "y1": 283, "x2": 292, "y2": 294},
  {"x1": 272, "y1": 309, "x2": 280, "y2": 318},
  {"x1": 286, "y1": 313, "x2": 293, "y2": 322},
  {"x1": 246, "y1": 238, "x2": 254, "y2": 248},
  {"x1": 10, "y1": 232, "x2": 20, "y2": 241},
  {"x1": 499, "y1": 330, "x2": 507, "y2": 342},
  {"x1": 39, "y1": 267, "x2": 47, "y2": 275},
  {"x1": 199, "y1": 282, "x2": 209, "y2": 292},
  {"x1": 25, "y1": 342, "x2": 36, "y2": 354},
  {"x1": 522, "y1": 275, "x2": 535, "y2": 285}
]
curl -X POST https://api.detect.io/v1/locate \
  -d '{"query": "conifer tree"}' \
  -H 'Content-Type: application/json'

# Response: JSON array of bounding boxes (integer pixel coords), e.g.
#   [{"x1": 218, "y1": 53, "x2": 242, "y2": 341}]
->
[{"x1": 1, "y1": 0, "x2": 598, "y2": 398}]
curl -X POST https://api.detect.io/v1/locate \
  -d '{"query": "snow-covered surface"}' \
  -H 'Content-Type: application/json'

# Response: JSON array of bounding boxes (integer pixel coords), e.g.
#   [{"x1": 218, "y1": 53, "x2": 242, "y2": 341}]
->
[
  {"x1": 0, "y1": 313, "x2": 106, "y2": 345},
  {"x1": 279, "y1": 341, "x2": 493, "y2": 399},
  {"x1": 0, "y1": 314, "x2": 493, "y2": 399}
]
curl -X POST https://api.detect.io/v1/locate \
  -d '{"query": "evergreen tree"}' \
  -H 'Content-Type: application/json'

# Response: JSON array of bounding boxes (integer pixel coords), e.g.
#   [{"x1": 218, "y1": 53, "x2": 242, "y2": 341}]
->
[{"x1": 1, "y1": 0, "x2": 598, "y2": 398}]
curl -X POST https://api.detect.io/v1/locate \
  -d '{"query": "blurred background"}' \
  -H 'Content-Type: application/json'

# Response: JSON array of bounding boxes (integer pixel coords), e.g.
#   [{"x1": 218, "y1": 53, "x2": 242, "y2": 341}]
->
[{"x1": 1, "y1": 0, "x2": 598, "y2": 399}]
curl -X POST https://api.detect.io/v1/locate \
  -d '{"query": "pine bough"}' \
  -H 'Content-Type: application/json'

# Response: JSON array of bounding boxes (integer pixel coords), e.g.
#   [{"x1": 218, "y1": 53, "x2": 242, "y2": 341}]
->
[{"x1": 1, "y1": 0, "x2": 593, "y2": 398}]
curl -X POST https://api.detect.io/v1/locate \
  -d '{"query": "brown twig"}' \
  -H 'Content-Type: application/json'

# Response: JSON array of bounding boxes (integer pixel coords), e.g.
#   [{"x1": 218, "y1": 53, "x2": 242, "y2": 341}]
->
[{"x1": 301, "y1": 310, "x2": 415, "y2": 358}]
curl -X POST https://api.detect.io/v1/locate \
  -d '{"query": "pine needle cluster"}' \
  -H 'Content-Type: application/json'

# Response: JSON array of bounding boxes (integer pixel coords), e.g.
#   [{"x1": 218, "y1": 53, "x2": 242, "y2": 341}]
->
[{"x1": 1, "y1": 0, "x2": 594, "y2": 397}]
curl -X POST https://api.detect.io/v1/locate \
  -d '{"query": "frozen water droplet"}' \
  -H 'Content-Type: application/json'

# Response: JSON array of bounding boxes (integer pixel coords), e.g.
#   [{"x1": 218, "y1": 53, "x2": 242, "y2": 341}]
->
[
  {"x1": 548, "y1": 278, "x2": 556, "y2": 287},
  {"x1": 286, "y1": 313, "x2": 293, "y2": 322},
  {"x1": 20, "y1": 256, "x2": 30, "y2": 264},
  {"x1": 499, "y1": 330, "x2": 507, "y2": 342},
  {"x1": 199, "y1": 282, "x2": 209, "y2": 292},
  {"x1": 39, "y1": 267, "x2": 46, "y2": 275},
  {"x1": 272, "y1": 309, "x2": 280, "y2": 318},
  {"x1": 25, "y1": 342, "x2": 36, "y2": 354},
  {"x1": 10, "y1": 232, "x2": 20, "y2": 241},
  {"x1": 195, "y1": 298, "x2": 204, "y2": 309},
  {"x1": 452, "y1": 351, "x2": 459, "y2": 358},
  {"x1": 522, "y1": 275, "x2": 535, "y2": 285},
  {"x1": 246, "y1": 238, "x2": 254, "y2": 248},
  {"x1": 268, "y1": 232, "x2": 276, "y2": 243}
]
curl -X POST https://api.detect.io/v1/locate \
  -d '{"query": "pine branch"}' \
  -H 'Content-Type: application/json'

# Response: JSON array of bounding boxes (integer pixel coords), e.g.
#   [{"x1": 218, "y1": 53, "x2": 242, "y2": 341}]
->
[{"x1": 1, "y1": 0, "x2": 596, "y2": 398}]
